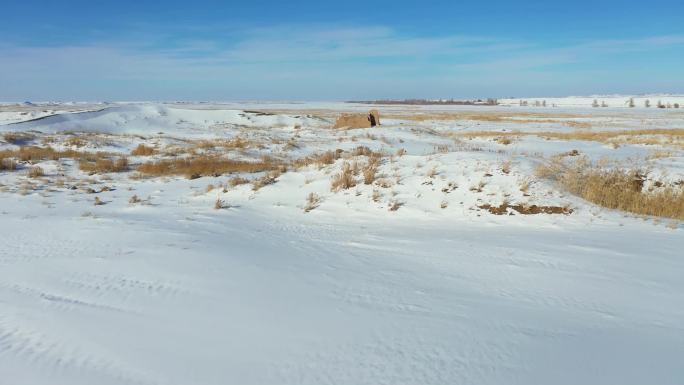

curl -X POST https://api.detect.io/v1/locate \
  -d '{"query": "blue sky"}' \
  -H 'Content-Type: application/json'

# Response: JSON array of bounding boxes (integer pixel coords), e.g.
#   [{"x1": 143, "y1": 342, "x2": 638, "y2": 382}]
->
[{"x1": 1, "y1": 0, "x2": 683, "y2": 101}]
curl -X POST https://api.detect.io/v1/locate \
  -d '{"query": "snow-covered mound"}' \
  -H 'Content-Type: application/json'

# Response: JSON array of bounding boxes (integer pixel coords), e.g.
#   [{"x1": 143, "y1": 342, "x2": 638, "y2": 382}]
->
[{"x1": 2, "y1": 105, "x2": 325, "y2": 137}]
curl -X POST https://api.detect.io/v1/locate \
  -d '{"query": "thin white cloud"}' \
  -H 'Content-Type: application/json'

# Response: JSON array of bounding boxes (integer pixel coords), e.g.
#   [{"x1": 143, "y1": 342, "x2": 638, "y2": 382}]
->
[{"x1": 1, "y1": 26, "x2": 683, "y2": 100}]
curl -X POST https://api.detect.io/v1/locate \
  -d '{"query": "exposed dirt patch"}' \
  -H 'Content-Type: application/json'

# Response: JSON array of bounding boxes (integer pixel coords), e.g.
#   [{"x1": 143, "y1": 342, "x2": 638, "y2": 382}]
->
[{"x1": 479, "y1": 203, "x2": 573, "y2": 215}]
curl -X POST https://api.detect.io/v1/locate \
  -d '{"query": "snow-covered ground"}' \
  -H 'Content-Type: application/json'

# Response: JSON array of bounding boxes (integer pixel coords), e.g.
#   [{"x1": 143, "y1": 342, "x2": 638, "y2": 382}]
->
[
  {"x1": 499, "y1": 94, "x2": 684, "y2": 108},
  {"x1": 1, "y1": 102, "x2": 683, "y2": 385}
]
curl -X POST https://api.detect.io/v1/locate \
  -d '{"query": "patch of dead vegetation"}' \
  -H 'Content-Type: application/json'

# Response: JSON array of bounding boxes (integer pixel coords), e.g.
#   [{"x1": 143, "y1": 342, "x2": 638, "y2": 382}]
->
[
  {"x1": 304, "y1": 192, "x2": 321, "y2": 212},
  {"x1": 137, "y1": 156, "x2": 283, "y2": 179},
  {"x1": 0, "y1": 146, "x2": 110, "y2": 164},
  {"x1": 536, "y1": 157, "x2": 684, "y2": 220},
  {"x1": 455, "y1": 129, "x2": 684, "y2": 149},
  {"x1": 27, "y1": 166, "x2": 44, "y2": 178},
  {"x1": 331, "y1": 162, "x2": 356, "y2": 191},
  {"x1": 292, "y1": 149, "x2": 344, "y2": 169},
  {"x1": 3, "y1": 132, "x2": 36, "y2": 144},
  {"x1": 228, "y1": 176, "x2": 250, "y2": 187},
  {"x1": 194, "y1": 136, "x2": 251, "y2": 151},
  {"x1": 386, "y1": 111, "x2": 592, "y2": 126},
  {"x1": 65, "y1": 137, "x2": 87, "y2": 147},
  {"x1": 388, "y1": 199, "x2": 403, "y2": 211},
  {"x1": 252, "y1": 170, "x2": 282, "y2": 191},
  {"x1": 131, "y1": 144, "x2": 157, "y2": 156},
  {"x1": 214, "y1": 198, "x2": 229, "y2": 210},
  {"x1": 0, "y1": 157, "x2": 17, "y2": 171},
  {"x1": 479, "y1": 203, "x2": 572, "y2": 215},
  {"x1": 79, "y1": 158, "x2": 129, "y2": 174}
]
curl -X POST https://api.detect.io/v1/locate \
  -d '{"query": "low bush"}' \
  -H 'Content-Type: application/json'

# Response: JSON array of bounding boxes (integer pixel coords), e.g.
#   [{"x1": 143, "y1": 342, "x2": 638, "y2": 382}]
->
[
  {"x1": 131, "y1": 144, "x2": 157, "y2": 156},
  {"x1": 137, "y1": 156, "x2": 281, "y2": 179},
  {"x1": 536, "y1": 158, "x2": 684, "y2": 220}
]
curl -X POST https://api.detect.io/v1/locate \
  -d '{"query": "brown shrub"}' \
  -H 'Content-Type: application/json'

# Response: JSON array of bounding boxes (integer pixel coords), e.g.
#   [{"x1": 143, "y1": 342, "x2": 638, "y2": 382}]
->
[
  {"x1": 292, "y1": 149, "x2": 343, "y2": 169},
  {"x1": 0, "y1": 157, "x2": 17, "y2": 171},
  {"x1": 214, "y1": 198, "x2": 228, "y2": 210},
  {"x1": 537, "y1": 158, "x2": 684, "y2": 220},
  {"x1": 363, "y1": 163, "x2": 378, "y2": 185},
  {"x1": 501, "y1": 160, "x2": 512, "y2": 174},
  {"x1": 388, "y1": 200, "x2": 403, "y2": 211},
  {"x1": 304, "y1": 192, "x2": 321, "y2": 212},
  {"x1": 331, "y1": 162, "x2": 356, "y2": 191},
  {"x1": 252, "y1": 170, "x2": 281, "y2": 191},
  {"x1": 3, "y1": 132, "x2": 35, "y2": 144},
  {"x1": 80, "y1": 157, "x2": 128, "y2": 174},
  {"x1": 0, "y1": 146, "x2": 107, "y2": 164},
  {"x1": 27, "y1": 166, "x2": 44, "y2": 178},
  {"x1": 66, "y1": 137, "x2": 86, "y2": 147},
  {"x1": 195, "y1": 137, "x2": 250, "y2": 151},
  {"x1": 228, "y1": 176, "x2": 250, "y2": 187},
  {"x1": 456, "y1": 129, "x2": 684, "y2": 149},
  {"x1": 137, "y1": 156, "x2": 281, "y2": 179},
  {"x1": 479, "y1": 203, "x2": 572, "y2": 215},
  {"x1": 131, "y1": 144, "x2": 157, "y2": 156}
]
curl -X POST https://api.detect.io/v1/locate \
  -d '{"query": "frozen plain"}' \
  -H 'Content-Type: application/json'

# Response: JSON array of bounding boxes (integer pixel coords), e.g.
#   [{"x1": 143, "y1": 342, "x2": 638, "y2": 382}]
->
[{"x1": 0, "y1": 100, "x2": 683, "y2": 385}]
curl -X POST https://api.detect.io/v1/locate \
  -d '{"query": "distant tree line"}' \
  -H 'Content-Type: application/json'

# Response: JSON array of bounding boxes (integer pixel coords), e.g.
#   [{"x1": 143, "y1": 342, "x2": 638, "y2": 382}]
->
[{"x1": 348, "y1": 98, "x2": 499, "y2": 106}]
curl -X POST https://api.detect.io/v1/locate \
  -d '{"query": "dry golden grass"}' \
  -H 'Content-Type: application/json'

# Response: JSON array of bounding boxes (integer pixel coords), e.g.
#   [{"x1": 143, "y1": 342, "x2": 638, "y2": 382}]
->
[
  {"x1": 497, "y1": 137, "x2": 513, "y2": 145},
  {"x1": 388, "y1": 199, "x2": 403, "y2": 211},
  {"x1": 252, "y1": 170, "x2": 281, "y2": 191},
  {"x1": 137, "y1": 156, "x2": 281, "y2": 179},
  {"x1": 537, "y1": 158, "x2": 684, "y2": 220},
  {"x1": 131, "y1": 144, "x2": 157, "y2": 156},
  {"x1": 501, "y1": 160, "x2": 512, "y2": 175},
  {"x1": 647, "y1": 150, "x2": 674, "y2": 160},
  {"x1": 304, "y1": 192, "x2": 321, "y2": 212},
  {"x1": 66, "y1": 137, "x2": 86, "y2": 147},
  {"x1": 214, "y1": 198, "x2": 228, "y2": 210},
  {"x1": 228, "y1": 176, "x2": 250, "y2": 187},
  {"x1": 479, "y1": 203, "x2": 572, "y2": 215},
  {"x1": 292, "y1": 149, "x2": 343, "y2": 169},
  {"x1": 79, "y1": 158, "x2": 129, "y2": 174},
  {"x1": 27, "y1": 166, "x2": 44, "y2": 178},
  {"x1": 195, "y1": 137, "x2": 251, "y2": 151},
  {"x1": 0, "y1": 157, "x2": 17, "y2": 171},
  {"x1": 363, "y1": 162, "x2": 378, "y2": 185},
  {"x1": 386, "y1": 111, "x2": 592, "y2": 126},
  {"x1": 331, "y1": 162, "x2": 356, "y2": 191},
  {"x1": 455, "y1": 128, "x2": 684, "y2": 148},
  {"x1": 0, "y1": 146, "x2": 111, "y2": 164},
  {"x1": 3, "y1": 132, "x2": 35, "y2": 144},
  {"x1": 518, "y1": 178, "x2": 531, "y2": 193},
  {"x1": 293, "y1": 147, "x2": 384, "y2": 171},
  {"x1": 426, "y1": 166, "x2": 438, "y2": 178}
]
